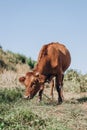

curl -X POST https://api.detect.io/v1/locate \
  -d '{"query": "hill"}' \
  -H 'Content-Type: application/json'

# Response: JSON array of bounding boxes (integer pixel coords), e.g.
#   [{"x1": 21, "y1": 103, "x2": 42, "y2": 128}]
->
[
  {"x1": 0, "y1": 47, "x2": 87, "y2": 92},
  {"x1": 0, "y1": 47, "x2": 87, "y2": 130},
  {"x1": 0, "y1": 47, "x2": 36, "y2": 73}
]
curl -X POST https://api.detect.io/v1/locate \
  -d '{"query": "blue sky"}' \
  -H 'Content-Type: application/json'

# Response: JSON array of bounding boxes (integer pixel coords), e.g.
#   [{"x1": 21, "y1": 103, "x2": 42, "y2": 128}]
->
[{"x1": 0, "y1": 0, "x2": 87, "y2": 74}]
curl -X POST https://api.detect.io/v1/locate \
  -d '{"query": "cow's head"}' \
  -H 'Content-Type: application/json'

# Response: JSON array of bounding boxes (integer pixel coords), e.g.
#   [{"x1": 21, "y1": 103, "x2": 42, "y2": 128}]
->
[{"x1": 19, "y1": 71, "x2": 45, "y2": 99}]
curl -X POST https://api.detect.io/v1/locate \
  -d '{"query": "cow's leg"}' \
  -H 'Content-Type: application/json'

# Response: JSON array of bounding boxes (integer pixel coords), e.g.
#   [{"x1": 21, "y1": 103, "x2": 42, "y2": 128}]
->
[
  {"x1": 61, "y1": 74, "x2": 64, "y2": 100},
  {"x1": 38, "y1": 85, "x2": 44, "y2": 102},
  {"x1": 50, "y1": 79, "x2": 54, "y2": 101},
  {"x1": 56, "y1": 74, "x2": 64, "y2": 104}
]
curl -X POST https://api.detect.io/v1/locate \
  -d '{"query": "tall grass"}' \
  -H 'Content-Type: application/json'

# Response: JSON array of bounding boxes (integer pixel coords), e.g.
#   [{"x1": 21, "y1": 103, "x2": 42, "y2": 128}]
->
[
  {"x1": 0, "y1": 70, "x2": 87, "y2": 130},
  {"x1": 64, "y1": 69, "x2": 87, "y2": 92},
  {"x1": 0, "y1": 87, "x2": 71, "y2": 130},
  {"x1": 0, "y1": 86, "x2": 87, "y2": 130},
  {"x1": 0, "y1": 88, "x2": 22, "y2": 103},
  {"x1": 0, "y1": 48, "x2": 36, "y2": 72}
]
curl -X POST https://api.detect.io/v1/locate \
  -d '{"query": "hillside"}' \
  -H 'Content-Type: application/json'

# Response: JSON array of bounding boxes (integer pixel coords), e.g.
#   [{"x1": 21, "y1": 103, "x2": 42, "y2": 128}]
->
[
  {"x1": 0, "y1": 47, "x2": 87, "y2": 92},
  {"x1": 0, "y1": 47, "x2": 36, "y2": 73},
  {"x1": 0, "y1": 47, "x2": 87, "y2": 130}
]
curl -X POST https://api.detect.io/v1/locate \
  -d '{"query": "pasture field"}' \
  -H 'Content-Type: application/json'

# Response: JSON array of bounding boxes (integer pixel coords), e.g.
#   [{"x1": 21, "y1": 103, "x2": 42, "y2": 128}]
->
[{"x1": 0, "y1": 71, "x2": 87, "y2": 130}]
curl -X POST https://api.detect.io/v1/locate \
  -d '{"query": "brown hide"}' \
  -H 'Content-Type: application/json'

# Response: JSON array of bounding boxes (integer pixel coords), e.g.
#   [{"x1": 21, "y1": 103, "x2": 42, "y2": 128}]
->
[
  {"x1": 19, "y1": 42, "x2": 71, "y2": 102},
  {"x1": 35, "y1": 42, "x2": 71, "y2": 76}
]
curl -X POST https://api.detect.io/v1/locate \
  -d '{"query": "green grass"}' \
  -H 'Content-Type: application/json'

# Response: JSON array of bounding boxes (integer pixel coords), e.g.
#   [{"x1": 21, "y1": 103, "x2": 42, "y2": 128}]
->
[
  {"x1": 0, "y1": 88, "x2": 72, "y2": 130},
  {"x1": 0, "y1": 88, "x2": 87, "y2": 130},
  {"x1": 1, "y1": 44, "x2": 87, "y2": 130},
  {"x1": 0, "y1": 88, "x2": 23, "y2": 103}
]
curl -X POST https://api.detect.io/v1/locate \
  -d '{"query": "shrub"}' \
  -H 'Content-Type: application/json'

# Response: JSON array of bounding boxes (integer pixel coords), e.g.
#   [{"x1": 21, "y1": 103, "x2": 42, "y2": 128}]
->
[
  {"x1": 15, "y1": 54, "x2": 26, "y2": 64},
  {"x1": 64, "y1": 69, "x2": 87, "y2": 92},
  {"x1": 27, "y1": 57, "x2": 36, "y2": 69},
  {"x1": 0, "y1": 88, "x2": 23, "y2": 103},
  {"x1": 0, "y1": 60, "x2": 7, "y2": 68},
  {"x1": 64, "y1": 69, "x2": 80, "y2": 81}
]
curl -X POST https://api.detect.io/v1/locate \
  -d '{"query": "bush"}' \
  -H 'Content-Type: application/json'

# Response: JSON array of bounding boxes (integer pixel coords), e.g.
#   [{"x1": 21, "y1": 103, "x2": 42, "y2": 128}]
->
[
  {"x1": 15, "y1": 54, "x2": 26, "y2": 64},
  {"x1": 64, "y1": 69, "x2": 87, "y2": 92},
  {"x1": 27, "y1": 57, "x2": 36, "y2": 69},
  {"x1": 0, "y1": 88, "x2": 23, "y2": 103},
  {"x1": 64, "y1": 69, "x2": 80, "y2": 81},
  {"x1": 0, "y1": 60, "x2": 7, "y2": 68}
]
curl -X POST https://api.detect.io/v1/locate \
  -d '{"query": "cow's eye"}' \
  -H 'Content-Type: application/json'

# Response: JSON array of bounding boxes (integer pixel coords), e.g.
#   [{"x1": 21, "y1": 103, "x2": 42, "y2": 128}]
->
[
  {"x1": 32, "y1": 81, "x2": 35, "y2": 85},
  {"x1": 33, "y1": 79, "x2": 38, "y2": 84},
  {"x1": 31, "y1": 82, "x2": 35, "y2": 88}
]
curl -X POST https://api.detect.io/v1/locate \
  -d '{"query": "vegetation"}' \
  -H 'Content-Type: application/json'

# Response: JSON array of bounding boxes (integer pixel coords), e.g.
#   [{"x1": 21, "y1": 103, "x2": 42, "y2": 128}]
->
[
  {"x1": 0, "y1": 46, "x2": 87, "y2": 130},
  {"x1": 0, "y1": 70, "x2": 87, "y2": 130},
  {"x1": 0, "y1": 86, "x2": 87, "y2": 130},
  {"x1": 64, "y1": 69, "x2": 87, "y2": 92},
  {"x1": 0, "y1": 88, "x2": 72, "y2": 130},
  {"x1": 27, "y1": 57, "x2": 36, "y2": 69},
  {"x1": 0, "y1": 47, "x2": 36, "y2": 72}
]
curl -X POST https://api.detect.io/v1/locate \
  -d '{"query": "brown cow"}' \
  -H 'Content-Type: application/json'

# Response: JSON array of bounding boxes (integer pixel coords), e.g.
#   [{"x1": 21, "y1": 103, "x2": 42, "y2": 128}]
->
[{"x1": 19, "y1": 42, "x2": 71, "y2": 104}]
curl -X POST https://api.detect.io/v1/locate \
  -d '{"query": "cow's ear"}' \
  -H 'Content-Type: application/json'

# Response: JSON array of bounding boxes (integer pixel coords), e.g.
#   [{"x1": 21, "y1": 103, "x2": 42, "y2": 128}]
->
[{"x1": 19, "y1": 76, "x2": 25, "y2": 83}]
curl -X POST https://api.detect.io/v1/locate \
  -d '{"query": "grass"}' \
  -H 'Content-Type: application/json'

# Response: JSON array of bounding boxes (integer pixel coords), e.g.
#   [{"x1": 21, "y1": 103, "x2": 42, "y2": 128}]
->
[
  {"x1": 0, "y1": 87, "x2": 87, "y2": 130},
  {"x1": 0, "y1": 88, "x2": 71, "y2": 130},
  {"x1": 0, "y1": 70, "x2": 87, "y2": 130},
  {"x1": 0, "y1": 87, "x2": 69, "y2": 130},
  {"x1": 0, "y1": 48, "x2": 36, "y2": 72},
  {"x1": 1, "y1": 46, "x2": 87, "y2": 129}
]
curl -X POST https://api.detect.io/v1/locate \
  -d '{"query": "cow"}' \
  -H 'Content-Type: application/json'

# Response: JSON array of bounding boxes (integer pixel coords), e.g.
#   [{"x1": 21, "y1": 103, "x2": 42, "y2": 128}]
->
[{"x1": 19, "y1": 42, "x2": 71, "y2": 104}]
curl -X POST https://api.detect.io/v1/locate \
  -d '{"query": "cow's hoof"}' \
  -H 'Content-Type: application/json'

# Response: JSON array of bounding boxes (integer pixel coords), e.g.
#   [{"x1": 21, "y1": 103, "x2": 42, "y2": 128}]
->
[
  {"x1": 57, "y1": 101, "x2": 62, "y2": 105},
  {"x1": 58, "y1": 98, "x2": 63, "y2": 105}
]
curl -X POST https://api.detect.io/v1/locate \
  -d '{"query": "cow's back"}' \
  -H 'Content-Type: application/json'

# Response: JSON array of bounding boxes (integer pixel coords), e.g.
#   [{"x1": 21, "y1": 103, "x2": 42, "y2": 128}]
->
[
  {"x1": 47, "y1": 42, "x2": 71, "y2": 72},
  {"x1": 36, "y1": 42, "x2": 71, "y2": 75}
]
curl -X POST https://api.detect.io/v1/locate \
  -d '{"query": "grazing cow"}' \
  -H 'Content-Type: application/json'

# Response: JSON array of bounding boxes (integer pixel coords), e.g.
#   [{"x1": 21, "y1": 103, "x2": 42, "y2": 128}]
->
[{"x1": 19, "y1": 42, "x2": 71, "y2": 104}]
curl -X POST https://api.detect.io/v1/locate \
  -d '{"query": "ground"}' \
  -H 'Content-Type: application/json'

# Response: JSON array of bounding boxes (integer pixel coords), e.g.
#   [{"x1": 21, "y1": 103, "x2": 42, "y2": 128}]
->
[{"x1": 0, "y1": 70, "x2": 87, "y2": 130}]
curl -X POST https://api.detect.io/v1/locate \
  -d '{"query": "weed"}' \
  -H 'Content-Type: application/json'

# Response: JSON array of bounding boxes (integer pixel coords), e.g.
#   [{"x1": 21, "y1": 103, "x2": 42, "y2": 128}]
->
[
  {"x1": 0, "y1": 88, "x2": 22, "y2": 103},
  {"x1": 0, "y1": 87, "x2": 71, "y2": 130}
]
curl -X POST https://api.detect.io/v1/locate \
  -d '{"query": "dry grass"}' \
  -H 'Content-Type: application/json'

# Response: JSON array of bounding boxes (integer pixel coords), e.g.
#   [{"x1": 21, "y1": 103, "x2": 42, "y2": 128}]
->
[
  {"x1": 0, "y1": 64, "x2": 30, "y2": 88},
  {"x1": 1, "y1": 48, "x2": 87, "y2": 129},
  {"x1": 0, "y1": 70, "x2": 18, "y2": 88},
  {"x1": 0, "y1": 71, "x2": 87, "y2": 130}
]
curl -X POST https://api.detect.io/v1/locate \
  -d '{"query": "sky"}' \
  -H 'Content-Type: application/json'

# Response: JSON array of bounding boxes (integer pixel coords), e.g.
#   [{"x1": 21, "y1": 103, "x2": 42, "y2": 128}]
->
[{"x1": 0, "y1": 0, "x2": 87, "y2": 74}]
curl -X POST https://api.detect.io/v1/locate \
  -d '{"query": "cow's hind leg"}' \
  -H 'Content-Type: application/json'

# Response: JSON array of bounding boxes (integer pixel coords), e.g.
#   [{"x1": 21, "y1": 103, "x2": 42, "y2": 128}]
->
[
  {"x1": 50, "y1": 79, "x2": 54, "y2": 101},
  {"x1": 56, "y1": 74, "x2": 64, "y2": 104},
  {"x1": 38, "y1": 85, "x2": 44, "y2": 102}
]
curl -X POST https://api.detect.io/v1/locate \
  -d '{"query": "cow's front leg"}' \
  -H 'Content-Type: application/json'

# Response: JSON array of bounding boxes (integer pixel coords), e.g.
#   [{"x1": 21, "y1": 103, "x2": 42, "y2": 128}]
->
[
  {"x1": 57, "y1": 85, "x2": 63, "y2": 104},
  {"x1": 38, "y1": 85, "x2": 44, "y2": 102},
  {"x1": 56, "y1": 74, "x2": 64, "y2": 104}
]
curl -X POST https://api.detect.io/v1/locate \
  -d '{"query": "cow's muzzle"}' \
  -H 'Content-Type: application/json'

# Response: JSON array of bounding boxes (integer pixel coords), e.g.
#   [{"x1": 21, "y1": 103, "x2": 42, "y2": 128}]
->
[{"x1": 23, "y1": 95, "x2": 33, "y2": 100}]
